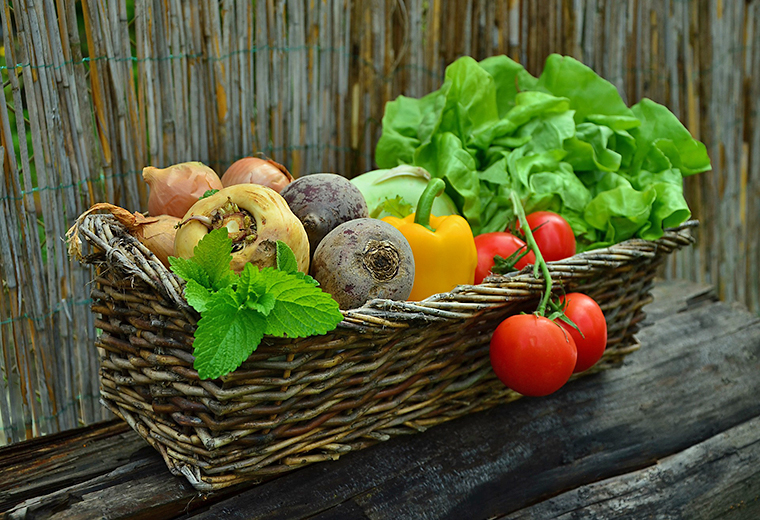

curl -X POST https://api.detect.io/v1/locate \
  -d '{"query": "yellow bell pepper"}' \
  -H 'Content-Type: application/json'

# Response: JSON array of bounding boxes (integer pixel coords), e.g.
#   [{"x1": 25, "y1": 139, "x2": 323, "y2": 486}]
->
[{"x1": 382, "y1": 178, "x2": 477, "y2": 301}]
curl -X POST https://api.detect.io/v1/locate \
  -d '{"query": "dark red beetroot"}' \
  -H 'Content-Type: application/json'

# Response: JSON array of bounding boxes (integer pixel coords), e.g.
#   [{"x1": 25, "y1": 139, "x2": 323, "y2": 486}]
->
[
  {"x1": 310, "y1": 218, "x2": 415, "y2": 310},
  {"x1": 280, "y1": 173, "x2": 368, "y2": 257}
]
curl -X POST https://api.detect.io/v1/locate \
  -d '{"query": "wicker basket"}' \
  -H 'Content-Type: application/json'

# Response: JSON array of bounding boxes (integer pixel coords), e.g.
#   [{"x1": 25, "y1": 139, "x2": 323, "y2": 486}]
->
[{"x1": 68, "y1": 212, "x2": 696, "y2": 491}]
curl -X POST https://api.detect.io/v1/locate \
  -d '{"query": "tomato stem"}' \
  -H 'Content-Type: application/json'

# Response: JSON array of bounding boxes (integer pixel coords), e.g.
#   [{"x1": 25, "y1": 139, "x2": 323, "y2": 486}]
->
[{"x1": 509, "y1": 191, "x2": 553, "y2": 316}]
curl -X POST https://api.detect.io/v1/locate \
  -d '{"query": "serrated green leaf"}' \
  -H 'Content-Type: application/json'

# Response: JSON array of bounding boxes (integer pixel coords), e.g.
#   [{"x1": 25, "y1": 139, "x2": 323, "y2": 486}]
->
[
  {"x1": 235, "y1": 264, "x2": 276, "y2": 315},
  {"x1": 184, "y1": 279, "x2": 218, "y2": 313},
  {"x1": 276, "y1": 240, "x2": 299, "y2": 273},
  {"x1": 189, "y1": 228, "x2": 238, "y2": 290},
  {"x1": 246, "y1": 292, "x2": 276, "y2": 315},
  {"x1": 295, "y1": 271, "x2": 320, "y2": 285},
  {"x1": 184, "y1": 253, "x2": 341, "y2": 380},
  {"x1": 191, "y1": 291, "x2": 267, "y2": 380},
  {"x1": 169, "y1": 256, "x2": 210, "y2": 288},
  {"x1": 378, "y1": 195, "x2": 414, "y2": 218},
  {"x1": 237, "y1": 263, "x2": 267, "y2": 301},
  {"x1": 257, "y1": 268, "x2": 343, "y2": 337}
]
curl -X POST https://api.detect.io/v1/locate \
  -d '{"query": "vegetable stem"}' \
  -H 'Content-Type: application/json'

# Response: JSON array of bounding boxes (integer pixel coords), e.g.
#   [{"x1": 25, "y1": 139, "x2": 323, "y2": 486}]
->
[
  {"x1": 510, "y1": 191, "x2": 553, "y2": 316},
  {"x1": 414, "y1": 178, "x2": 446, "y2": 231}
]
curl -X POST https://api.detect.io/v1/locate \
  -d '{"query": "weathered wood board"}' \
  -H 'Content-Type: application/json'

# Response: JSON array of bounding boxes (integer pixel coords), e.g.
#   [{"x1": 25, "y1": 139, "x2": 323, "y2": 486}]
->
[
  {"x1": 1, "y1": 279, "x2": 759, "y2": 519},
  {"x1": 504, "y1": 415, "x2": 760, "y2": 519}
]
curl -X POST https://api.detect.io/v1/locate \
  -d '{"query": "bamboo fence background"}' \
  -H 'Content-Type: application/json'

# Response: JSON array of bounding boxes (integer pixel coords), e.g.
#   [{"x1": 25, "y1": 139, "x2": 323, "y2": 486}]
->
[{"x1": 0, "y1": 0, "x2": 758, "y2": 444}]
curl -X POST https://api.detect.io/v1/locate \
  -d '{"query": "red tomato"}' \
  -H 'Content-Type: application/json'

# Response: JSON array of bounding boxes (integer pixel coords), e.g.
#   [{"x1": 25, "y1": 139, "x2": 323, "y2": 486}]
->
[
  {"x1": 517, "y1": 211, "x2": 576, "y2": 262},
  {"x1": 489, "y1": 314, "x2": 577, "y2": 397},
  {"x1": 556, "y1": 293, "x2": 608, "y2": 373},
  {"x1": 473, "y1": 232, "x2": 536, "y2": 284}
]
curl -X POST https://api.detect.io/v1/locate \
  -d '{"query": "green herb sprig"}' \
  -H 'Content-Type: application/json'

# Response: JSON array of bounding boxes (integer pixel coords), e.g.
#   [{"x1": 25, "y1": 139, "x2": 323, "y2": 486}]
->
[{"x1": 169, "y1": 228, "x2": 343, "y2": 380}]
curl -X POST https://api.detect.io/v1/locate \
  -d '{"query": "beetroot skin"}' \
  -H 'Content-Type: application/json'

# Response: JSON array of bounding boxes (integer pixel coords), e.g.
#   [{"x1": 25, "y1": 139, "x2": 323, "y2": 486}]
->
[
  {"x1": 310, "y1": 218, "x2": 415, "y2": 310},
  {"x1": 280, "y1": 173, "x2": 368, "y2": 257}
]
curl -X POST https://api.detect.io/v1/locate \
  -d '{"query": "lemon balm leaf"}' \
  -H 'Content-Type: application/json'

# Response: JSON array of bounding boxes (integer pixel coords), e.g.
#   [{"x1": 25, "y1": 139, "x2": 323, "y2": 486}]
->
[
  {"x1": 191, "y1": 291, "x2": 267, "y2": 380},
  {"x1": 276, "y1": 240, "x2": 299, "y2": 273},
  {"x1": 173, "y1": 229, "x2": 343, "y2": 380},
  {"x1": 183, "y1": 279, "x2": 217, "y2": 313},
  {"x1": 188, "y1": 228, "x2": 238, "y2": 290},
  {"x1": 258, "y1": 268, "x2": 343, "y2": 337},
  {"x1": 169, "y1": 256, "x2": 210, "y2": 288}
]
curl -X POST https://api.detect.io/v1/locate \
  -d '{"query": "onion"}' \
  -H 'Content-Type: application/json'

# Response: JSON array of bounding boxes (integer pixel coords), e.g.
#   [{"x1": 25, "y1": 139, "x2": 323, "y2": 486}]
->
[
  {"x1": 70, "y1": 203, "x2": 179, "y2": 267},
  {"x1": 221, "y1": 157, "x2": 294, "y2": 192},
  {"x1": 143, "y1": 161, "x2": 223, "y2": 218},
  {"x1": 135, "y1": 214, "x2": 180, "y2": 267}
]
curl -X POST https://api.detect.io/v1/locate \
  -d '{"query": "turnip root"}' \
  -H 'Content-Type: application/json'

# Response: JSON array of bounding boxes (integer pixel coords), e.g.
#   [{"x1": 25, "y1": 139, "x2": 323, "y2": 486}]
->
[
  {"x1": 280, "y1": 173, "x2": 368, "y2": 257},
  {"x1": 174, "y1": 185, "x2": 310, "y2": 274},
  {"x1": 310, "y1": 218, "x2": 415, "y2": 310}
]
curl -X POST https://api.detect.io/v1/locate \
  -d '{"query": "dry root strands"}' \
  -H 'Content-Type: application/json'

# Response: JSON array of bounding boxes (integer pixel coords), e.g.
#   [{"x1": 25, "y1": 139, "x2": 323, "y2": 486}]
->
[{"x1": 66, "y1": 203, "x2": 179, "y2": 267}]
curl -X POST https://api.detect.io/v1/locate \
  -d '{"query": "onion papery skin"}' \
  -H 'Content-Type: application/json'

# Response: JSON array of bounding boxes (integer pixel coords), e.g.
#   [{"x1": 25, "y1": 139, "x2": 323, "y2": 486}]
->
[
  {"x1": 221, "y1": 157, "x2": 293, "y2": 193},
  {"x1": 71, "y1": 203, "x2": 179, "y2": 267},
  {"x1": 174, "y1": 184, "x2": 310, "y2": 274},
  {"x1": 143, "y1": 161, "x2": 223, "y2": 218},
  {"x1": 135, "y1": 215, "x2": 180, "y2": 267}
]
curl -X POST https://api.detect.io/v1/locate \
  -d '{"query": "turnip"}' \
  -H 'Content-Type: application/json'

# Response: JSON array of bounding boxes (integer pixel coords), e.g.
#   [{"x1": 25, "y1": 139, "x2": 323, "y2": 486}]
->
[
  {"x1": 174, "y1": 185, "x2": 310, "y2": 274},
  {"x1": 280, "y1": 173, "x2": 368, "y2": 257},
  {"x1": 311, "y1": 218, "x2": 415, "y2": 310}
]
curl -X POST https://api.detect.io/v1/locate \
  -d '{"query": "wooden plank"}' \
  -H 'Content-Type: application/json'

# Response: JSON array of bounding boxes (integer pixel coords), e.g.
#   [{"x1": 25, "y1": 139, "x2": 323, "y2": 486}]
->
[
  {"x1": 1, "y1": 0, "x2": 759, "y2": 454},
  {"x1": 2, "y1": 280, "x2": 759, "y2": 519},
  {"x1": 641, "y1": 277, "x2": 717, "y2": 323},
  {"x1": 504, "y1": 414, "x2": 760, "y2": 520},
  {"x1": 0, "y1": 421, "x2": 134, "y2": 510}
]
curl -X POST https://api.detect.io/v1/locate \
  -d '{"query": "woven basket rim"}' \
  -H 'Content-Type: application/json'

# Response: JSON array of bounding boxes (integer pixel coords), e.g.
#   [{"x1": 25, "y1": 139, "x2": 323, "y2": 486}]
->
[{"x1": 69, "y1": 213, "x2": 697, "y2": 330}]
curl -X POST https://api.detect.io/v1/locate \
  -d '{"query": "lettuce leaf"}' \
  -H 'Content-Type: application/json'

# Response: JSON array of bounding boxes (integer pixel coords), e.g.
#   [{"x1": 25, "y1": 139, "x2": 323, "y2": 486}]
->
[{"x1": 374, "y1": 53, "x2": 711, "y2": 248}]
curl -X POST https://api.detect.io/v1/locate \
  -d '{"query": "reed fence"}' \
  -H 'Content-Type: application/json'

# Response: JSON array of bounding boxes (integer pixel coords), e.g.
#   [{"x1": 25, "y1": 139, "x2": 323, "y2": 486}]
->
[{"x1": 0, "y1": 0, "x2": 758, "y2": 444}]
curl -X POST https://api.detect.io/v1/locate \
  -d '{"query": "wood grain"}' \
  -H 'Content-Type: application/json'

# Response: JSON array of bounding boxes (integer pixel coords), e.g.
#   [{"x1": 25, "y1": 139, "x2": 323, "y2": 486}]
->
[{"x1": 504, "y1": 415, "x2": 760, "y2": 519}]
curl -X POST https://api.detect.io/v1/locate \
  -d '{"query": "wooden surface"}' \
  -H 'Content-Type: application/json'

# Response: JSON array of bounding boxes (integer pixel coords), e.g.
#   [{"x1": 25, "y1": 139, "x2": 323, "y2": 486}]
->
[{"x1": 1, "y1": 279, "x2": 759, "y2": 520}]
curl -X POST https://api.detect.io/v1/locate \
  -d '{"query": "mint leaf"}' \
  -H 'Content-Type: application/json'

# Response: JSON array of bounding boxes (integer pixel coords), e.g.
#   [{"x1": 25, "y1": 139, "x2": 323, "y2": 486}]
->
[
  {"x1": 276, "y1": 240, "x2": 299, "y2": 273},
  {"x1": 246, "y1": 293, "x2": 276, "y2": 315},
  {"x1": 273, "y1": 241, "x2": 319, "y2": 286},
  {"x1": 189, "y1": 228, "x2": 238, "y2": 290},
  {"x1": 169, "y1": 256, "x2": 210, "y2": 287},
  {"x1": 191, "y1": 290, "x2": 267, "y2": 380},
  {"x1": 173, "y1": 230, "x2": 342, "y2": 380},
  {"x1": 184, "y1": 279, "x2": 218, "y2": 313},
  {"x1": 274, "y1": 240, "x2": 317, "y2": 285},
  {"x1": 237, "y1": 263, "x2": 267, "y2": 300},
  {"x1": 237, "y1": 263, "x2": 276, "y2": 315},
  {"x1": 258, "y1": 268, "x2": 343, "y2": 337}
]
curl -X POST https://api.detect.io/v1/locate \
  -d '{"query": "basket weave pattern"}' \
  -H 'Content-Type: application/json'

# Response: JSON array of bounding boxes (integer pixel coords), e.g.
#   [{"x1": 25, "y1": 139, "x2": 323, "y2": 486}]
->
[{"x1": 72, "y1": 213, "x2": 696, "y2": 490}]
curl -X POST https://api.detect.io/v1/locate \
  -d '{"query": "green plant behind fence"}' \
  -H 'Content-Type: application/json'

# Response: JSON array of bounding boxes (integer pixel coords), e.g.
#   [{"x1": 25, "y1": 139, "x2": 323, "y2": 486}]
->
[{"x1": 1, "y1": 0, "x2": 758, "y2": 444}]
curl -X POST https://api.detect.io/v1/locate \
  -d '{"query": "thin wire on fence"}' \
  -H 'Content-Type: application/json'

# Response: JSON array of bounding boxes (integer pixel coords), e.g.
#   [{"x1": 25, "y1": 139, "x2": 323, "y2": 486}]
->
[{"x1": 1, "y1": 0, "x2": 759, "y2": 446}]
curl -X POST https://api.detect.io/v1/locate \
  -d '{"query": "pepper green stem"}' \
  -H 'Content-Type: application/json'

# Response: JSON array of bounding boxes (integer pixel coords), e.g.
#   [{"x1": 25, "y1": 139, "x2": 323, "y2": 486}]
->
[
  {"x1": 509, "y1": 191, "x2": 553, "y2": 316},
  {"x1": 414, "y1": 178, "x2": 446, "y2": 231}
]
